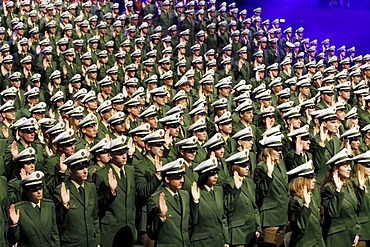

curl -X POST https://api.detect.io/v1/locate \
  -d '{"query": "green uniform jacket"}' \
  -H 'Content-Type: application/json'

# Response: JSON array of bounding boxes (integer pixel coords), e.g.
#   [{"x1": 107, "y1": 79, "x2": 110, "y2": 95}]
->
[
  {"x1": 147, "y1": 187, "x2": 191, "y2": 247},
  {"x1": 223, "y1": 177, "x2": 261, "y2": 245},
  {"x1": 133, "y1": 155, "x2": 162, "y2": 232},
  {"x1": 7, "y1": 199, "x2": 60, "y2": 247},
  {"x1": 94, "y1": 164, "x2": 137, "y2": 246},
  {"x1": 254, "y1": 159, "x2": 289, "y2": 227},
  {"x1": 321, "y1": 183, "x2": 360, "y2": 247},
  {"x1": 54, "y1": 180, "x2": 100, "y2": 247},
  {"x1": 0, "y1": 176, "x2": 8, "y2": 247},
  {"x1": 352, "y1": 178, "x2": 370, "y2": 241},
  {"x1": 288, "y1": 196, "x2": 325, "y2": 247},
  {"x1": 190, "y1": 186, "x2": 229, "y2": 246},
  {"x1": 311, "y1": 135, "x2": 341, "y2": 183},
  {"x1": 182, "y1": 163, "x2": 198, "y2": 193}
]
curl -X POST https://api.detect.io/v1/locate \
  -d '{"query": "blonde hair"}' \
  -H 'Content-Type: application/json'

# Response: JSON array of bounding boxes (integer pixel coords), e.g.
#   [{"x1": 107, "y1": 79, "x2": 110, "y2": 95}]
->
[
  {"x1": 289, "y1": 177, "x2": 312, "y2": 198},
  {"x1": 351, "y1": 163, "x2": 369, "y2": 193}
]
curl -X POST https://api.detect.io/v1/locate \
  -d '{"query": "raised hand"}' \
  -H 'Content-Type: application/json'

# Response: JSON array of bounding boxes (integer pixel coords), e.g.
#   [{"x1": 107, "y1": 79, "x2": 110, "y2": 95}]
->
[
  {"x1": 11, "y1": 141, "x2": 18, "y2": 160},
  {"x1": 47, "y1": 82, "x2": 53, "y2": 95},
  {"x1": 108, "y1": 168, "x2": 117, "y2": 192},
  {"x1": 9, "y1": 204, "x2": 20, "y2": 225},
  {"x1": 191, "y1": 182, "x2": 200, "y2": 202},
  {"x1": 45, "y1": 146, "x2": 53, "y2": 156},
  {"x1": 59, "y1": 153, "x2": 67, "y2": 173},
  {"x1": 1, "y1": 126, "x2": 8, "y2": 139},
  {"x1": 127, "y1": 137, "x2": 135, "y2": 156},
  {"x1": 164, "y1": 129, "x2": 173, "y2": 147},
  {"x1": 20, "y1": 168, "x2": 27, "y2": 180},
  {"x1": 154, "y1": 155, "x2": 163, "y2": 171},
  {"x1": 266, "y1": 117, "x2": 274, "y2": 129},
  {"x1": 61, "y1": 182, "x2": 70, "y2": 207},
  {"x1": 266, "y1": 155, "x2": 275, "y2": 178},
  {"x1": 159, "y1": 192, "x2": 167, "y2": 217},
  {"x1": 303, "y1": 185, "x2": 311, "y2": 207},
  {"x1": 295, "y1": 135, "x2": 303, "y2": 154},
  {"x1": 352, "y1": 235, "x2": 360, "y2": 247},
  {"x1": 333, "y1": 170, "x2": 343, "y2": 192},
  {"x1": 125, "y1": 117, "x2": 131, "y2": 131},
  {"x1": 358, "y1": 170, "x2": 365, "y2": 190},
  {"x1": 233, "y1": 171, "x2": 243, "y2": 189},
  {"x1": 319, "y1": 123, "x2": 327, "y2": 146}
]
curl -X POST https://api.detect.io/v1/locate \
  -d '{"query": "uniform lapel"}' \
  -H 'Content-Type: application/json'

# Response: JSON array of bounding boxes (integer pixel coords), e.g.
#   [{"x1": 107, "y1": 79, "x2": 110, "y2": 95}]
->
[
  {"x1": 67, "y1": 180, "x2": 84, "y2": 205},
  {"x1": 24, "y1": 201, "x2": 49, "y2": 240},
  {"x1": 163, "y1": 187, "x2": 181, "y2": 215},
  {"x1": 273, "y1": 162, "x2": 288, "y2": 189},
  {"x1": 201, "y1": 188, "x2": 220, "y2": 220}
]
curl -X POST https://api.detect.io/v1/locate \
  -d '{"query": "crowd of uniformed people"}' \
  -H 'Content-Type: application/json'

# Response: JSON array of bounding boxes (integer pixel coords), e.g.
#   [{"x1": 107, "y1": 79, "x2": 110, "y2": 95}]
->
[{"x1": 0, "y1": 0, "x2": 370, "y2": 246}]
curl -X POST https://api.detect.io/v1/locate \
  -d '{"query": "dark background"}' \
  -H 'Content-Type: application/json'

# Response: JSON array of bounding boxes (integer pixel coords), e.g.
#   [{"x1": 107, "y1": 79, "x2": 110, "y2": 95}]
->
[{"x1": 234, "y1": 0, "x2": 370, "y2": 55}]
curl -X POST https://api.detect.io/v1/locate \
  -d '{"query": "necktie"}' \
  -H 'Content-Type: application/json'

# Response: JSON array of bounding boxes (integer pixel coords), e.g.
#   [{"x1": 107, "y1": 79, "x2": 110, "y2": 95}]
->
[
  {"x1": 35, "y1": 205, "x2": 41, "y2": 216},
  {"x1": 174, "y1": 194, "x2": 181, "y2": 210},
  {"x1": 210, "y1": 189, "x2": 216, "y2": 200},
  {"x1": 120, "y1": 169, "x2": 127, "y2": 190},
  {"x1": 78, "y1": 186, "x2": 85, "y2": 203}
]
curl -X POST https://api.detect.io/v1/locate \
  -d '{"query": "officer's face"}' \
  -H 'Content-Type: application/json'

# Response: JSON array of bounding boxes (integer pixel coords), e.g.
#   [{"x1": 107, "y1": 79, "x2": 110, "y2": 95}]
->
[
  {"x1": 206, "y1": 172, "x2": 218, "y2": 186},
  {"x1": 71, "y1": 164, "x2": 89, "y2": 181},
  {"x1": 102, "y1": 85, "x2": 112, "y2": 95},
  {"x1": 336, "y1": 109, "x2": 345, "y2": 121},
  {"x1": 300, "y1": 86, "x2": 310, "y2": 96},
  {"x1": 193, "y1": 129, "x2": 207, "y2": 142},
  {"x1": 336, "y1": 163, "x2": 351, "y2": 179},
  {"x1": 148, "y1": 143, "x2": 164, "y2": 157},
  {"x1": 238, "y1": 138, "x2": 253, "y2": 150},
  {"x1": 110, "y1": 150, "x2": 127, "y2": 168},
  {"x1": 322, "y1": 93, "x2": 333, "y2": 104},
  {"x1": 128, "y1": 105, "x2": 141, "y2": 117},
  {"x1": 219, "y1": 87, "x2": 231, "y2": 97},
  {"x1": 339, "y1": 89, "x2": 350, "y2": 100},
  {"x1": 166, "y1": 173, "x2": 184, "y2": 191},
  {"x1": 2, "y1": 109, "x2": 15, "y2": 121},
  {"x1": 219, "y1": 123, "x2": 232, "y2": 134},
  {"x1": 154, "y1": 95, "x2": 166, "y2": 106},
  {"x1": 324, "y1": 119, "x2": 338, "y2": 134},
  {"x1": 83, "y1": 124, "x2": 97, "y2": 138},
  {"x1": 213, "y1": 146, "x2": 224, "y2": 158},
  {"x1": 26, "y1": 185, "x2": 43, "y2": 203},
  {"x1": 19, "y1": 130, "x2": 35, "y2": 143},
  {"x1": 134, "y1": 136, "x2": 145, "y2": 148},
  {"x1": 237, "y1": 165, "x2": 249, "y2": 177},
  {"x1": 22, "y1": 161, "x2": 35, "y2": 174},
  {"x1": 350, "y1": 138, "x2": 360, "y2": 150},
  {"x1": 301, "y1": 138, "x2": 310, "y2": 151},
  {"x1": 97, "y1": 152, "x2": 110, "y2": 164},
  {"x1": 180, "y1": 149, "x2": 196, "y2": 162},
  {"x1": 146, "y1": 116, "x2": 158, "y2": 129},
  {"x1": 288, "y1": 117, "x2": 301, "y2": 129},
  {"x1": 88, "y1": 71, "x2": 97, "y2": 79},
  {"x1": 101, "y1": 109, "x2": 113, "y2": 121},
  {"x1": 86, "y1": 99, "x2": 98, "y2": 110},
  {"x1": 60, "y1": 143, "x2": 75, "y2": 157},
  {"x1": 306, "y1": 177, "x2": 316, "y2": 191},
  {"x1": 167, "y1": 125, "x2": 179, "y2": 137}
]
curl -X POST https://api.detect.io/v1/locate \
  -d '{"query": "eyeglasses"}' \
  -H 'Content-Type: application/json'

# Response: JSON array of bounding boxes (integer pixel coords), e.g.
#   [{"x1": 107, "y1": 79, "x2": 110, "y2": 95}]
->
[
  {"x1": 300, "y1": 136, "x2": 310, "y2": 141},
  {"x1": 28, "y1": 185, "x2": 43, "y2": 192},
  {"x1": 273, "y1": 146, "x2": 283, "y2": 152},
  {"x1": 112, "y1": 149, "x2": 128, "y2": 155},
  {"x1": 169, "y1": 173, "x2": 185, "y2": 179},
  {"x1": 184, "y1": 149, "x2": 197, "y2": 153},
  {"x1": 207, "y1": 169, "x2": 218, "y2": 175}
]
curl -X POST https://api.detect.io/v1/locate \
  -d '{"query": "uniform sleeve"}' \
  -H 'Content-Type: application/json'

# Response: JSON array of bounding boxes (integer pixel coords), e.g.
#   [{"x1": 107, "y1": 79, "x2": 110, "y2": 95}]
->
[
  {"x1": 134, "y1": 162, "x2": 162, "y2": 202},
  {"x1": 50, "y1": 203, "x2": 61, "y2": 247},
  {"x1": 146, "y1": 194, "x2": 163, "y2": 240},
  {"x1": 289, "y1": 197, "x2": 312, "y2": 235},
  {"x1": 253, "y1": 162, "x2": 273, "y2": 203},
  {"x1": 321, "y1": 183, "x2": 345, "y2": 218},
  {"x1": 93, "y1": 170, "x2": 117, "y2": 210}
]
